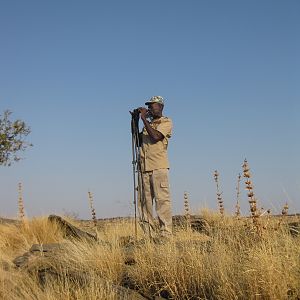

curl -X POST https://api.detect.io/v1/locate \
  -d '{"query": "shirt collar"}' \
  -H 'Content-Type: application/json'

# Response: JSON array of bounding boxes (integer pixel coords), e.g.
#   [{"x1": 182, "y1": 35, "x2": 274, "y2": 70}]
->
[{"x1": 151, "y1": 116, "x2": 164, "y2": 123}]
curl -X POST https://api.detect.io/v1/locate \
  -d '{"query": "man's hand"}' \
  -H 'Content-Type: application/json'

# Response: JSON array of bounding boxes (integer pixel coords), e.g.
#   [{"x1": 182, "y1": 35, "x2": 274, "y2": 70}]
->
[
  {"x1": 139, "y1": 107, "x2": 164, "y2": 142},
  {"x1": 138, "y1": 107, "x2": 148, "y2": 120}
]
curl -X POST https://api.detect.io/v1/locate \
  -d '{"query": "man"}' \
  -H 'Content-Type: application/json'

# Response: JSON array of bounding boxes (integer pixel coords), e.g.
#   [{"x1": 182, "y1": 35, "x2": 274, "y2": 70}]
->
[{"x1": 137, "y1": 96, "x2": 173, "y2": 238}]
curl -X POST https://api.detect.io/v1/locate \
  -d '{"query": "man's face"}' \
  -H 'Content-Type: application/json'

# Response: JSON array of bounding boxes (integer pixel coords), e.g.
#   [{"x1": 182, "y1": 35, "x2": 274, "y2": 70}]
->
[{"x1": 148, "y1": 103, "x2": 163, "y2": 118}]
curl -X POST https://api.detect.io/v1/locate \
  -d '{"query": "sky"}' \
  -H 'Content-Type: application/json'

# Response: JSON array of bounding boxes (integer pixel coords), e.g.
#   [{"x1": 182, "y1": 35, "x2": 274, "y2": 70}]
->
[{"x1": 0, "y1": 0, "x2": 299, "y2": 219}]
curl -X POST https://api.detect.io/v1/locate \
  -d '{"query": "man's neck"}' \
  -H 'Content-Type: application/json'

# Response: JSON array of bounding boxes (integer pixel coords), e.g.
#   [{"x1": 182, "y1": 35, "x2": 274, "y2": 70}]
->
[{"x1": 152, "y1": 114, "x2": 162, "y2": 120}]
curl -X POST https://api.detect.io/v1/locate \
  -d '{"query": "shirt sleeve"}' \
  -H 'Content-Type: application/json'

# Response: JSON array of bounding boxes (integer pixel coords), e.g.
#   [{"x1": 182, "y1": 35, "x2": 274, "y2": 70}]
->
[{"x1": 157, "y1": 118, "x2": 173, "y2": 138}]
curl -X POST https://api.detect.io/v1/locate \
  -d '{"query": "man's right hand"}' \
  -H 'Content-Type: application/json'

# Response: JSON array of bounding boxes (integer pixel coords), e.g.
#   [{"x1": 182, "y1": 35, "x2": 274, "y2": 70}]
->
[{"x1": 138, "y1": 107, "x2": 148, "y2": 120}]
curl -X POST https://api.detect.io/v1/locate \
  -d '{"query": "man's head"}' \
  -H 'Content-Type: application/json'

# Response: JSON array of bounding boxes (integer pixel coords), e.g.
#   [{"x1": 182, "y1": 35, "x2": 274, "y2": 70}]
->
[{"x1": 145, "y1": 96, "x2": 164, "y2": 119}]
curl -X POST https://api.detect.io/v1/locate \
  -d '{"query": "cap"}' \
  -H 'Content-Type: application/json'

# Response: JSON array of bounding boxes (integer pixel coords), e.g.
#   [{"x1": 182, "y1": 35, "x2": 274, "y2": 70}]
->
[{"x1": 145, "y1": 95, "x2": 164, "y2": 106}]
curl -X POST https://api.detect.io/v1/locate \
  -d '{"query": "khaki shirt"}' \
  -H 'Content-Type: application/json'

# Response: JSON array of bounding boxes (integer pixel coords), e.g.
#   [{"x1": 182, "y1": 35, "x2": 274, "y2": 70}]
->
[{"x1": 140, "y1": 116, "x2": 173, "y2": 172}]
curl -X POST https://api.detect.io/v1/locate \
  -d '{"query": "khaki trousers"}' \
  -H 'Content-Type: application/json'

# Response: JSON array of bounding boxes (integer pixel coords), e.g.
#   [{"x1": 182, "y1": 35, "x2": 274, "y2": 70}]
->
[{"x1": 138, "y1": 168, "x2": 172, "y2": 236}]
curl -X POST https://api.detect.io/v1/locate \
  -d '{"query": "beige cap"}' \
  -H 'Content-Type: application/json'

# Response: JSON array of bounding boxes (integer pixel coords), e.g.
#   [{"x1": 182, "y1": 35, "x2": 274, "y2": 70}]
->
[{"x1": 145, "y1": 96, "x2": 164, "y2": 106}]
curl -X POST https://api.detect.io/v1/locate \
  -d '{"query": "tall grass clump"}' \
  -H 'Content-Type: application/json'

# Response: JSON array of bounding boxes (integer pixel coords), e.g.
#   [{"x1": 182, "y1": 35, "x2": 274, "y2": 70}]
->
[
  {"x1": 88, "y1": 191, "x2": 97, "y2": 228},
  {"x1": 235, "y1": 173, "x2": 241, "y2": 217},
  {"x1": 0, "y1": 217, "x2": 130, "y2": 300},
  {"x1": 18, "y1": 182, "x2": 25, "y2": 221},
  {"x1": 129, "y1": 212, "x2": 300, "y2": 299},
  {"x1": 0, "y1": 217, "x2": 65, "y2": 260},
  {"x1": 0, "y1": 265, "x2": 123, "y2": 300},
  {"x1": 213, "y1": 170, "x2": 224, "y2": 215},
  {"x1": 183, "y1": 191, "x2": 191, "y2": 230},
  {"x1": 242, "y1": 159, "x2": 262, "y2": 233}
]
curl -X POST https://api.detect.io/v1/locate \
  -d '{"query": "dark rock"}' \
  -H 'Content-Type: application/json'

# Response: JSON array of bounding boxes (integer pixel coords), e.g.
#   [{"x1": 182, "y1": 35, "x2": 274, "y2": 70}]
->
[
  {"x1": 30, "y1": 243, "x2": 65, "y2": 253},
  {"x1": 48, "y1": 215, "x2": 97, "y2": 242},
  {"x1": 288, "y1": 222, "x2": 300, "y2": 237},
  {"x1": 0, "y1": 260, "x2": 11, "y2": 271},
  {"x1": 13, "y1": 243, "x2": 147, "y2": 299},
  {"x1": 172, "y1": 215, "x2": 210, "y2": 234},
  {"x1": 0, "y1": 218, "x2": 19, "y2": 225},
  {"x1": 13, "y1": 243, "x2": 67, "y2": 268},
  {"x1": 13, "y1": 251, "x2": 32, "y2": 267}
]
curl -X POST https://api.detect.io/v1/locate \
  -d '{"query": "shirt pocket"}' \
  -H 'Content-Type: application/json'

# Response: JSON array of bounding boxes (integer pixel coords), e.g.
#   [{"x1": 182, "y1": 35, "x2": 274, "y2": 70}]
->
[{"x1": 160, "y1": 182, "x2": 169, "y2": 188}]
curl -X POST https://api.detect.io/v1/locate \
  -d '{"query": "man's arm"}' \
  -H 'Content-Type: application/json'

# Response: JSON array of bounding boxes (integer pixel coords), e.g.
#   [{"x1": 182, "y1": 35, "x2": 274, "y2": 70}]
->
[
  {"x1": 138, "y1": 132, "x2": 143, "y2": 146},
  {"x1": 139, "y1": 108, "x2": 164, "y2": 142}
]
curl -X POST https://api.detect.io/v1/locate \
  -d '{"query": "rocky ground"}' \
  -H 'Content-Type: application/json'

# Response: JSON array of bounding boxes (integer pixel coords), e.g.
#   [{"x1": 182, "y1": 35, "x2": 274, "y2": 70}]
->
[{"x1": 1, "y1": 214, "x2": 299, "y2": 299}]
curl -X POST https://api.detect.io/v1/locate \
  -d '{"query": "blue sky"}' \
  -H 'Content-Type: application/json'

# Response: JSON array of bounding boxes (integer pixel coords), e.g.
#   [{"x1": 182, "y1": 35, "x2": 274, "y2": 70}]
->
[{"x1": 0, "y1": 0, "x2": 299, "y2": 219}]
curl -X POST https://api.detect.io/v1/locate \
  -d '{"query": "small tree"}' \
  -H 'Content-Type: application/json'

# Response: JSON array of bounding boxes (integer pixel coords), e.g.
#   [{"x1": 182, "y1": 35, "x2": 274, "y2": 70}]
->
[{"x1": 0, "y1": 110, "x2": 32, "y2": 166}]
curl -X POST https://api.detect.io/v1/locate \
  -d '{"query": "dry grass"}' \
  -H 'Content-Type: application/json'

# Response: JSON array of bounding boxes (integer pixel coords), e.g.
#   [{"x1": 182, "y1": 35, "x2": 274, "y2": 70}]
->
[
  {"x1": 0, "y1": 270, "x2": 120, "y2": 300},
  {"x1": 0, "y1": 213, "x2": 300, "y2": 299}
]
